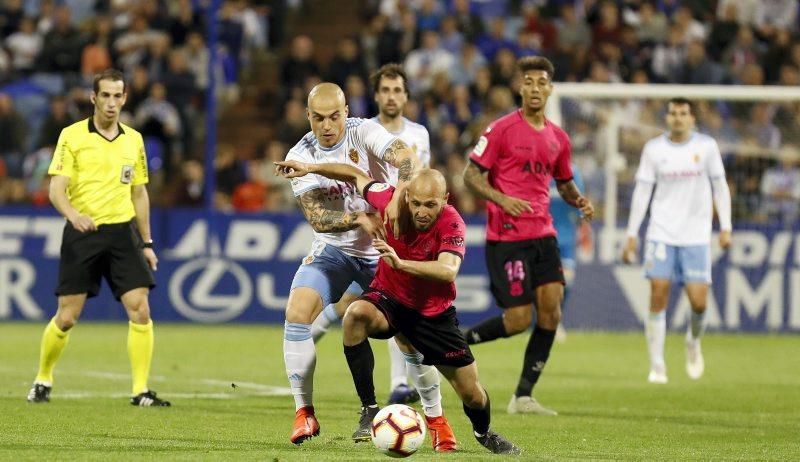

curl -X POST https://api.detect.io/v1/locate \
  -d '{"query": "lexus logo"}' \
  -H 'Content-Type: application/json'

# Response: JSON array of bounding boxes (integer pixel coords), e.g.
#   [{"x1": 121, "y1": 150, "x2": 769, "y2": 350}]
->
[{"x1": 169, "y1": 258, "x2": 252, "y2": 323}]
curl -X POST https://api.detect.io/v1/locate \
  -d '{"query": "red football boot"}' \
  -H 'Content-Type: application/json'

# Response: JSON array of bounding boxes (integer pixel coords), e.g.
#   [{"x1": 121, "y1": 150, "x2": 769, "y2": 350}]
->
[
  {"x1": 290, "y1": 406, "x2": 320, "y2": 445},
  {"x1": 426, "y1": 414, "x2": 457, "y2": 452}
]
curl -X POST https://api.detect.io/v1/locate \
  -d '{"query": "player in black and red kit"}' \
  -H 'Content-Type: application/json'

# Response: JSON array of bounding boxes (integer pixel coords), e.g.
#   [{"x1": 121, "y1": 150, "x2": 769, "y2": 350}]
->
[
  {"x1": 462, "y1": 56, "x2": 594, "y2": 416},
  {"x1": 275, "y1": 160, "x2": 521, "y2": 455}
]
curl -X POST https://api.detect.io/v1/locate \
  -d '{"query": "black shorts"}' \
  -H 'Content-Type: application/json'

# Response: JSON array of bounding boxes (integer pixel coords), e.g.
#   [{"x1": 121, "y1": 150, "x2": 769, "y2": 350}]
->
[
  {"x1": 360, "y1": 289, "x2": 474, "y2": 368},
  {"x1": 486, "y1": 236, "x2": 565, "y2": 308},
  {"x1": 57, "y1": 220, "x2": 155, "y2": 300}
]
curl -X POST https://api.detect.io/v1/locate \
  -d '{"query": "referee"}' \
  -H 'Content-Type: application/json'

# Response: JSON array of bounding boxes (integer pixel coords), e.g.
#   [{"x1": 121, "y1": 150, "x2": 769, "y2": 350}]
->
[{"x1": 27, "y1": 69, "x2": 170, "y2": 407}]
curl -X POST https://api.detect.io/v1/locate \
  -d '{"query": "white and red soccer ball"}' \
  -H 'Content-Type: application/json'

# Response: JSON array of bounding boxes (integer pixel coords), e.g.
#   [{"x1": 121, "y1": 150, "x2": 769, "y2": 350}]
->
[{"x1": 370, "y1": 404, "x2": 427, "y2": 458}]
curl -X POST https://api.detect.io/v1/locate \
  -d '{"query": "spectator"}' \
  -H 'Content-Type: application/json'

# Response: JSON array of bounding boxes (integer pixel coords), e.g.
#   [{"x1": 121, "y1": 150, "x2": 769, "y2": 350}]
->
[
  {"x1": 672, "y1": 6, "x2": 706, "y2": 44},
  {"x1": 344, "y1": 75, "x2": 370, "y2": 118},
  {"x1": 556, "y1": 3, "x2": 591, "y2": 53},
  {"x1": 281, "y1": 35, "x2": 320, "y2": 91},
  {"x1": 760, "y1": 148, "x2": 800, "y2": 226},
  {"x1": 450, "y1": 0, "x2": 484, "y2": 41},
  {"x1": 0, "y1": 0, "x2": 24, "y2": 37},
  {"x1": 592, "y1": 1, "x2": 623, "y2": 50},
  {"x1": 722, "y1": 26, "x2": 763, "y2": 80},
  {"x1": 214, "y1": 143, "x2": 246, "y2": 210},
  {"x1": 449, "y1": 43, "x2": 487, "y2": 86},
  {"x1": 326, "y1": 36, "x2": 367, "y2": 88},
  {"x1": 134, "y1": 82, "x2": 182, "y2": 164},
  {"x1": 38, "y1": 6, "x2": 84, "y2": 74},
  {"x1": 753, "y1": 0, "x2": 797, "y2": 39},
  {"x1": 415, "y1": 0, "x2": 442, "y2": 32},
  {"x1": 168, "y1": 0, "x2": 202, "y2": 47},
  {"x1": 439, "y1": 15, "x2": 464, "y2": 55},
  {"x1": 747, "y1": 103, "x2": 781, "y2": 150},
  {"x1": 763, "y1": 29, "x2": 794, "y2": 83},
  {"x1": 37, "y1": 95, "x2": 76, "y2": 150},
  {"x1": 707, "y1": 3, "x2": 741, "y2": 61},
  {"x1": 678, "y1": 40, "x2": 727, "y2": 85},
  {"x1": 5, "y1": 16, "x2": 42, "y2": 76},
  {"x1": 475, "y1": 17, "x2": 516, "y2": 61},
  {"x1": 651, "y1": 25, "x2": 685, "y2": 82},
  {"x1": 404, "y1": 30, "x2": 455, "y2": 94},
  {"x1": 182, "y1": 31, "x2": 210, "y2": 91},
  {"x1": 522, "y1": 4, "x2": 557, "y2": 53},
  {"x1": 629, "y1": 2, "x2": 668, "y2": 45},
  {"x1": 0, "y1": 93, "x2": 27, "y2": 203},
  {"x1": 80, "y1": 16, "x2": 114, "y2": 81},
  {"x1": 164, "y1": 158, "x2": 205, "y2": 207},
  {"x1": 125, "y1": 65, "x2": 151, "y2": 115}
]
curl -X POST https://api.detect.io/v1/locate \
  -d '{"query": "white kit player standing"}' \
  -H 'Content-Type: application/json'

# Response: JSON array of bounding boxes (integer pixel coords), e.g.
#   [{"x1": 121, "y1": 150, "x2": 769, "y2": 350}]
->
[
  {"x1": 309, "y1": 64, "x2": 433, "y2": 406},
  {"x1": 622, "y1": 97, "x2": 732, "y2": 384}
]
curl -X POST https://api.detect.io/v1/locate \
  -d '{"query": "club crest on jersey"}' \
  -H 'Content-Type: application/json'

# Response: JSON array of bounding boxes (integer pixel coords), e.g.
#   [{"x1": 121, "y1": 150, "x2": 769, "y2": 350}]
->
[
  {"x1": 370, "y1": 183, "x2": 390, "y2": 192},
  {"x1": 473, "y1": 136, "x2": 489, "y2": 156},
  {"x1": 348, "y1": 148, "x2": 359, "y2": 163},
  {"x1": 303, "y1": 255, "x2": 315, "y2": 265},
  {"x1": 693, "y1": 154, "x2": 700, "y2": 163}
]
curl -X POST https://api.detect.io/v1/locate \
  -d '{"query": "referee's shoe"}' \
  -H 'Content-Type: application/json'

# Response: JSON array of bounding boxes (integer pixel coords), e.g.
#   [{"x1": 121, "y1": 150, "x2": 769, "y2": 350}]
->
[
  {"x1": 131, "y1": 390, "x2": 171, "y2": 407},
  {"x1": 27, "y1": 383, "x2": 51, "y2": 403}
]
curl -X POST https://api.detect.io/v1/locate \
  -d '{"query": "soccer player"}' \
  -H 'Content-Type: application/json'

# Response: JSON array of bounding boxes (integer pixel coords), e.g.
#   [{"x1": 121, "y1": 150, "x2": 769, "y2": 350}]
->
[
  {"x1": 282, "y1": 83, "x2": 453, "y2": 448},
  {"x1": 549, "y1": 163, "x2": 586, "y2": 342},
  {"x1": 461, "y1": 56, "x2": 594, "y2": 416},
  {"x1": 27, "y1": 69, "x2": 169, "y2": 407},
  {"x1": 622, "y1": 97, "x2": 732, "y2": 384},
  {"x1": 309, "y1": 63, "x2": 432, "y2": 406},
  {"x1": 276, "y1": 160, "x2": 520, "y2": 455}
]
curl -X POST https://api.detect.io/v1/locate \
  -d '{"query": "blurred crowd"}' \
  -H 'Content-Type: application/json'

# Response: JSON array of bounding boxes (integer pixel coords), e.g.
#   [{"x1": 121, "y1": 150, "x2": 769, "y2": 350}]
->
[{"x1": 2, "y1": 0, "x2": 800, "y2": 226}]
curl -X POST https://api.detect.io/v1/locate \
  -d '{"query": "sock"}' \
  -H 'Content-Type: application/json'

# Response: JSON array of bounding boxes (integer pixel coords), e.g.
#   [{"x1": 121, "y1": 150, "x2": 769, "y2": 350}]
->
[
  {"x1": 463, "y1": 390, "x2": 491, "y2": 436},
  {"x1": 689, "y1": 309, "x2": 706, "y2": 341},
  {"x1": 646, "y1": 311, "x2": 667, "y2": 369},
  {"x1": 464, "y1": 316, "x2": 508, "y2": 345},
  {"x1": 403, "y1": 351, "x2": 442, "y2": 417},
  {"x1": 311, "y1": 304, "x2": 341, "y2": 343},
  {"x1": 128, "y1": 320, "x2": 154, "y2": 395},
  {"x1": 388, "y1": 337, "x2": 409, "y2": 390},
  {"x1": 515, "y1": 325, "x2": 556, "y2": 398},
  {"x1": 343, "y1": 340, "x2": 376, "y2": 408},
  {"x1": 34, "y1": 318, "x2": 71, "y2": 385},
  {"x1": 284, "y1": 321, "x2": 316, "y2": 410}
]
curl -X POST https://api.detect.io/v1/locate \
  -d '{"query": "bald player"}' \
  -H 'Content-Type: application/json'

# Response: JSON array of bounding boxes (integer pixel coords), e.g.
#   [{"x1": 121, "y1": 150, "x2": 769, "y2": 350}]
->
[
  {"x1": 281, "y1": 83, "x2": 428, "y2": 445},
  {"x1": 277, "y1": 161, "x2": 521, "y2": 455}
]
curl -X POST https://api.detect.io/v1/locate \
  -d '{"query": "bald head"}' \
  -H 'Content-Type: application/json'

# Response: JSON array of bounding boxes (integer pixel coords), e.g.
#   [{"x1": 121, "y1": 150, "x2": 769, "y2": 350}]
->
[
  {"x1": 407, "y1": 169, "x2": 449, "y2": 231},
  {"x1": 308, "y1": 82, "x2": 346, "y2": 110},
  {"x1": 307, "y1": 82, "x2": 348, "y2": 148}
]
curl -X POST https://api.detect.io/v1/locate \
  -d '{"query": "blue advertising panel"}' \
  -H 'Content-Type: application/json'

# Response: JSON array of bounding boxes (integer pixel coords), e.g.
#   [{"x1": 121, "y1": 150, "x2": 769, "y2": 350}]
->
[{"x1": 0, "y1": 207, "x2": 798, "y2": 332}]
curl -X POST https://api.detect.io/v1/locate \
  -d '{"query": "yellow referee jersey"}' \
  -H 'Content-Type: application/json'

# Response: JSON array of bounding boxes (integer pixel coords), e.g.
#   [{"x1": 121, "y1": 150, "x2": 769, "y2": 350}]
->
[{"x1": 48, "y1": 118, "x2": 149, "y2": 226}]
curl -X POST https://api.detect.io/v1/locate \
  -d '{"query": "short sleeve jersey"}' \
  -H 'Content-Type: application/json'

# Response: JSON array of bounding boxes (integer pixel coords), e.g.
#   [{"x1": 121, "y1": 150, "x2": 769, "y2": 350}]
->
[
  {"x1": 634, "y1": 132, "x2": 726, "y2": 246},
  {"x1": 364, "y1": 182, "x2": 466, "y2": 317},
  {"x1": 469, "y1": 110, "x2": 573, "y2": 242},
  {"x1": 285, "y1": 118, "x2": 397, "y2": 258},
  {"x1": 48, "y1": 118, "x2": 148, "y2": 225},
  {"x1": 369, "y1": 116, "x2": 431, "y2": 184}
]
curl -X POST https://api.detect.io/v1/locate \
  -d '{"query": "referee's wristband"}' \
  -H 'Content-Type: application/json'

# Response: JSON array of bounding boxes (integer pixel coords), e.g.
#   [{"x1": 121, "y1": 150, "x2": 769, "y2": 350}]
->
[{"x1": 142, "y1": 240, "x2": 154, "y2": 249}]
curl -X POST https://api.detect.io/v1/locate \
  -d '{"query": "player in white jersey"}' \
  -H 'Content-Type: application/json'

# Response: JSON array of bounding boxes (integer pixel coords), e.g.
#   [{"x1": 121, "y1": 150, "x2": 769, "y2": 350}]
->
[
  {"x1": 622, "y1": 98, "x2": 732, "y2": 384},
  {"x1": 309, "y1": 64, "x2": 433, "y2": 406},
  {"x1": 284, "y1": 83, "x2": 420, "y2": 445}
]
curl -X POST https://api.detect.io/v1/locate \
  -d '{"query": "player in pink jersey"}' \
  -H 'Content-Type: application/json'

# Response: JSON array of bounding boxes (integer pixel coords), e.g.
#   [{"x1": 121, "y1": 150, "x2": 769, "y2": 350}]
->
[
  {"x1": 462, "y1": 56, "x2": 594, "y2": 416},
  {"x1": 276, "y1": 160, "x2": 521, "y2": 455}
]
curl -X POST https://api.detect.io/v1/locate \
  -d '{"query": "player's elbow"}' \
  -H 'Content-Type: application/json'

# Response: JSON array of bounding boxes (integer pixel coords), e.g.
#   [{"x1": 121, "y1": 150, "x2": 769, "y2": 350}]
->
[{"x1": 441, "y1": 265, "x2": 459, "y2": 283}]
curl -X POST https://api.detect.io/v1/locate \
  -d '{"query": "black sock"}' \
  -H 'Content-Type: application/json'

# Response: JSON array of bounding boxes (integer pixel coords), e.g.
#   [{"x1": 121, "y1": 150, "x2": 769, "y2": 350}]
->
[
  {"x1": 515, "y1": 325, "x2": 556, "y2": 397},
  {"x1": 343, "y1": 340, "x2": 376, "y2": 408},
  {"x1": 464, "y1": 316, "x2": 508, "y2": 345},
  {"x1": 463, "y1": 391, "x2": 491, "y2": 435}
]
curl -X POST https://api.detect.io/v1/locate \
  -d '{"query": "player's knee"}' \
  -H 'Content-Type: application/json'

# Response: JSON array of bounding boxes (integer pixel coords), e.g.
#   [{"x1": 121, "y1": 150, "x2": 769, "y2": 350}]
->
[
  {"x1": 342, "y1": 302, "x2": 372, "y2": 327},
  {"x1": 54, "y1": 311, "x2": 78, "y2": 331},
  {"x1": 504, "y1": 310, "x2": 532, "y2": 334}
]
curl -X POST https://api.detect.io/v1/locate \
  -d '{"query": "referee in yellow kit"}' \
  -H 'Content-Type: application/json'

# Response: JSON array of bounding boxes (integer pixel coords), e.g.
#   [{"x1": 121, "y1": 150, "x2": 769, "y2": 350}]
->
[{"x1": 27, "y1": 69, "x2": 170, "y2": 407}]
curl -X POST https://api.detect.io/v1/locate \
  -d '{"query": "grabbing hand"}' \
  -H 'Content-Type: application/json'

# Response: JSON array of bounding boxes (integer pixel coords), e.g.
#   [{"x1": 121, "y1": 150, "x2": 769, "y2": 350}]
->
[
  {"x1": 357, "y1": 212, "x2": 387, "y2": 241},
  {"x1": 719, "y1": 230, "x2": 731, "y2": 249},
  {"x1": 70, "y1": 214, "x2": 97, "y2": 233},
  {"x1": 499, "y1": 194, "x2": 533, "y2": 217},
  {"x1": 373, "y1": 238, "x2": 402, "y2": 270},
  {"x1": 384, "y1": 190, "x2": 405, "y2": 239},
  {"x1": 621, "y1": 236, "x2": 637, "y2": 264},
  {"x1": 576, "y1": 196, "x2": 594, "y2": 221},
  {"x1": 274, "y1": 160, "x2": 312, "y2": 178}
]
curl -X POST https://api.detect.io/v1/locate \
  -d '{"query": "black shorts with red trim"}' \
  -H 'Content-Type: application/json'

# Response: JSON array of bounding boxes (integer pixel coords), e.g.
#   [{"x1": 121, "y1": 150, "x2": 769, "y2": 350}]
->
[
  {"x1": 485, "y1": 236, "x2": 565, "y2": 308},
  {"x1": 360, "y1": 289, "x2": 474, "y2": 368}
]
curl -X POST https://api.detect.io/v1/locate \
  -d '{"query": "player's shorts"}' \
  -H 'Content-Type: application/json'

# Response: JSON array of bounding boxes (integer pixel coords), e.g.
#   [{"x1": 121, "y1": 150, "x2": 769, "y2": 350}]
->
[
  {"x1": 360, "y1": 288, "x2": 475, "y2": 368},
  {"x1": 56, "y1": 220, "x2": 155, "y2": 300},
  {"x1": 486, "y1": 236, "x2": 565, "y2": 308},
  {"x1": 290, "y1": 241, "x2": 377, "y2": 307},
  {"x1": 643, "y1": 240, "x2": 711, "y2": 284}
]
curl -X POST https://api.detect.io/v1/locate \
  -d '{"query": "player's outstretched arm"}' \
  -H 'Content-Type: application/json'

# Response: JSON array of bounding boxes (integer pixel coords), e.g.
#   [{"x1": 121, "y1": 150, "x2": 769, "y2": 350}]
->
[
  {"x1": 49, "y1": 175, "x2": 96, "y2": 232},
  {"x1": 297, "y1": 188, "x2": 385, "y2": 239},
  {"x1": 462, "y1": 161, "x2": 532, "y2": 217},
  {"x1": 555, "y1": 179, "x2": 594, "y2": 221},
  {"x1": 373, "y1": 239, "x2": 462, "y2": 282},
  {"x1": 381, "y1": 139, "x2": 419, "y2": 238},
  {"x1": 275, "y1": 160, "x2": 374, "y2": 195}
]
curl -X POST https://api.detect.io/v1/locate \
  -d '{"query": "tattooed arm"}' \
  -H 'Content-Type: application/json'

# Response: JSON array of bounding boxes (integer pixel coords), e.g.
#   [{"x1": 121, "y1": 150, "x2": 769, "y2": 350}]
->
[
  {"x1": 298, "y1": 188, "x2": 385, "y2": 239},
  {"x1": 556, "y1": 179, "x2": 594, "y2": 221},
  {"x1": 382, "y1": 138, "x2": 418, "y2": 237},
  {"x1": 463, "y1": 161, "x2": 533, "y2": 217}
]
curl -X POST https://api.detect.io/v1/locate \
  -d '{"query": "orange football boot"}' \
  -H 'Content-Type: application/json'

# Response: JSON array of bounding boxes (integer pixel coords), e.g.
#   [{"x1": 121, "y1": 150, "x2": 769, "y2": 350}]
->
[
  {"x1": 290, "y1": 406, "x2": 320, "y2": 445},
  {"x1": 426, "y1": 414, "x2": 457, "y2": 452}
]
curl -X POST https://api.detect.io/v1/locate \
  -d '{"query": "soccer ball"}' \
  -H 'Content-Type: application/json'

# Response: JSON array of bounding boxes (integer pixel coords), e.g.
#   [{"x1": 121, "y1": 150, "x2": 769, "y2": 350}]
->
[{"x1": 370, "y1": 404, "x2": 427, "y2": 458}]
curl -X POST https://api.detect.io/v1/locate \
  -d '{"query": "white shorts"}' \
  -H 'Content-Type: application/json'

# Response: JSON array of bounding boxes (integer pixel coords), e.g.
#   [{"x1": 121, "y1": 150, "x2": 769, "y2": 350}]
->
[{"x1": 643, "y1": 241, "x2": 711, "y2": 284}]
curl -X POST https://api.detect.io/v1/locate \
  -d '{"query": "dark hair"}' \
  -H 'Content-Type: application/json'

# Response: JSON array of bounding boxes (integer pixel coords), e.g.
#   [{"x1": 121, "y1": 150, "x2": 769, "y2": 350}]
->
[
  {"x1": 93, "y1": 69, "x2": 126, "y2": 94},
  {"x1": 370, "y1": 63, "x2": 409, "y2": 95},
  {"x1": 516, "y1": 56, "x2": 555, "y2": 79},
  {"x1": 668, "y1": 97, "x2": 694, "y2": 115}
]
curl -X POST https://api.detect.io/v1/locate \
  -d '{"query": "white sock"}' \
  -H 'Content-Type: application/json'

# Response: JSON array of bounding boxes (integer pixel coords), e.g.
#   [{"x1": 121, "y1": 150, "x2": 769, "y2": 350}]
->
[
  {"x1": 388, "y1": 337, "x2": 408, "y2": 391},
  {"x1": 646, "y1": 311, "x2": 666, "y2": 369},
  {"x1": 284, "y1": 321, "x2": 316, "y2": 411},
  {"x1": 688, "y1": 310, "x2": 706, "y2": 342},
  {"x1": 311, "y1": 304, "x2": 340, "y2": 343},
  {"x1": 404, "y1": 351, "x2": 442, "y2": 417}
]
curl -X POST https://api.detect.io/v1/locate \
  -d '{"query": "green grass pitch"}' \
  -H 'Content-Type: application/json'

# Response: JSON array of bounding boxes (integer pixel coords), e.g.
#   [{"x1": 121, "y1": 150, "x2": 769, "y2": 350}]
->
[{"x1": 1, "y1": 323, "x2": 798, "y2": 460}]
